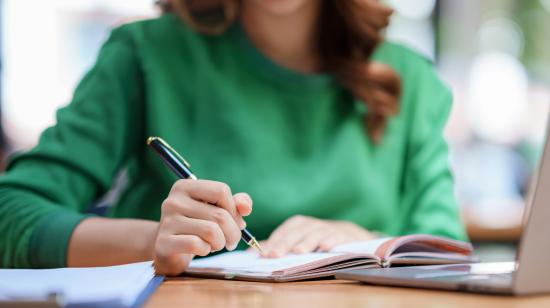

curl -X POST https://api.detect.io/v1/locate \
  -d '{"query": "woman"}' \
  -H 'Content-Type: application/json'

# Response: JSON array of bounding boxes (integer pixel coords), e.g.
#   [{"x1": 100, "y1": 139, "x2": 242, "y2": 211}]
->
[{"x1": 0, "y1": 0, "x2": 467, "y2": 275}]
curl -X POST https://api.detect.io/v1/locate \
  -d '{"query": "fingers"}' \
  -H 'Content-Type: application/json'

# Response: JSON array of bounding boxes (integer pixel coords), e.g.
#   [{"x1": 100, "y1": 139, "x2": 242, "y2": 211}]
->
[
  {"x1": 155, "y1": 180, "x2": 255, "y2": 276},
  {"x1": 234, "y1": 193, "x2": 253, "y2": 217},
  {"x1": 264, "y1": 232, "x2": 307, "y2": 258},
  {"x1": 263, "y1": 215, "x2": 308, "y2": 251},
  {"x1": 291, "y1": 228, "x2": 331, "y2": 254},
  {"x1": 177, "y1": 179, "x2": 236, "y2": 214},
  {"x1": 168, "y1": 234, "x2": 212, "y2": 257},
  {"x1": 153, "y1": 234, "x2": 210, "y2": 276},
  {"x1": 261, "y1": 216, "x2": 377, "y2": 258},
  {"x1": 174, "y1": 179, "x2": 246, "y2": 227},
  {"x1": 165, "y1": 216, "x2": 227, "y2": 252},
  {"x1": 318, "y1": 236, "x2": 341, "y2": 252},
  {"x1": 163, "y1": 196, "x2": 242, "y2": 251},
  {"x1": 318, "y1": 222, "x2": 377, "y2": 251},
  {"x1": 263, "y1": 216, "x2": 321, "y2": 258}
]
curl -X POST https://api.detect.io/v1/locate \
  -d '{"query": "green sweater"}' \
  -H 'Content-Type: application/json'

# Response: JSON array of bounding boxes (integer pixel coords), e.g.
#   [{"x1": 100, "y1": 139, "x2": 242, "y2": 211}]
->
[{"x1": 0, "y1": 14, "x2": 467, "y2": 268}]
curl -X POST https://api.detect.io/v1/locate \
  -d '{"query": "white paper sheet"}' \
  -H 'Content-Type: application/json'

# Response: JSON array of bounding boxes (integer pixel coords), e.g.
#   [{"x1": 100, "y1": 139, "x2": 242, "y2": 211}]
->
[
  {"x1": 0, "y1": 261, "x2": 155, "y2": 307},
  {"x1": 330, "y1": 237, "x2": 393, "y2": 254},
  {"x1": 189, "y1": 251, "x2": 344, "y2": 273},
  {"x1": 187, "y1": 238, "x2": 394, "y2": 274}
]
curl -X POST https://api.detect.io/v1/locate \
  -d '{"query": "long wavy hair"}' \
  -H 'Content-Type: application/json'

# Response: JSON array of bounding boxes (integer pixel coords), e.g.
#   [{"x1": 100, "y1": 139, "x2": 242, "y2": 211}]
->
[{"x1": 157, "y1": 0, "x2": 401, "y2": 143}]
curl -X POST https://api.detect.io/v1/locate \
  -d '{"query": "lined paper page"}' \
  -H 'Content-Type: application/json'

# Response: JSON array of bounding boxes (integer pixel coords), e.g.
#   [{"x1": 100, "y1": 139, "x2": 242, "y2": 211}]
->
[{"x1": 189, "y1": 251, "x2": 344, "y2": 274}]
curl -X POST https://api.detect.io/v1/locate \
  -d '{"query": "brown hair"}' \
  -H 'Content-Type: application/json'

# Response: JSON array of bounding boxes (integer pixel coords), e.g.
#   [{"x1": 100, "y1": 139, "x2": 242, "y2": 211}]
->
[{"x1": 157, "y1": 0, "x2": 401, "y2": 143}]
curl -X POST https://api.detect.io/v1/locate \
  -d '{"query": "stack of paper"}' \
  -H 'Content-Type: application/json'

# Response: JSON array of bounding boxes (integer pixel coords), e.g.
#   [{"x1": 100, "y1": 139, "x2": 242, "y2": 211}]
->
[{"x1": 0, "y1": 261, "x2": 162, "y2": 307}]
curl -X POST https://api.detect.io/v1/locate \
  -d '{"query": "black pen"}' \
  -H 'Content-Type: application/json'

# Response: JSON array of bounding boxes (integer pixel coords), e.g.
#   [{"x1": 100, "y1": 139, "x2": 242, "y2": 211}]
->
[{"x1": 147, "y1": 136, "x2": 263, "y2": 253}]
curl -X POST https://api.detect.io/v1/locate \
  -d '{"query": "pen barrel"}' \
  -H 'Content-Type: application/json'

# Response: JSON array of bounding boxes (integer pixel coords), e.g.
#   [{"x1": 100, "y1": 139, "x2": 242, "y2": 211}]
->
[
  {"x1": 147, "y1": 136, "x2": 261, "y2": 252},
  {"x1": 241, "y1": 228, "x2": 255, "y2": 244},
  {"x1": 148, "y1": 138, "x2": 194, "y2": 179}
]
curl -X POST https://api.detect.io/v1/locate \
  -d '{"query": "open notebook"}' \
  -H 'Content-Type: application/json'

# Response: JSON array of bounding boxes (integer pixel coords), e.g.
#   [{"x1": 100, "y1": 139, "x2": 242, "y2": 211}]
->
[{"x1": 186, "y1": 235, "x2": 474, "y2": 282}]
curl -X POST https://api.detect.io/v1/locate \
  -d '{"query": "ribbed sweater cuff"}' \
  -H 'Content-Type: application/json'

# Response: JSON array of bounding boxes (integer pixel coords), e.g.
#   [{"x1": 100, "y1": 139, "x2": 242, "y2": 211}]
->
[{"x1": 30, "y1": 210, "x2": 89, "y2": 268}]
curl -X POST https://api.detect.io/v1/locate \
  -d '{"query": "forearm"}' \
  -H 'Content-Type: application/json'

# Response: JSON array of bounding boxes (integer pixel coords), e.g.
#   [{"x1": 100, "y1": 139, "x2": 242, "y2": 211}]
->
[{"x1": 67, "y1": 217, "x2": 159, "y2": 267}]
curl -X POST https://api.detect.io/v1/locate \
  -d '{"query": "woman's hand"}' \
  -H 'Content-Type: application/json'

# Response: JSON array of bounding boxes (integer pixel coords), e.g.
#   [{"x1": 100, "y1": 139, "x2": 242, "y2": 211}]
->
[
  {"x1": 153, "y1": 179, "x2": 252, "y2": 275},
  {"x1": 261, "y1": 215, "x2": 376, "y2": 258}
]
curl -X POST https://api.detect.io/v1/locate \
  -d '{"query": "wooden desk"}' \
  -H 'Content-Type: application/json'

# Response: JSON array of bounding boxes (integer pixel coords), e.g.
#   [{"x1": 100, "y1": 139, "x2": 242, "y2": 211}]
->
[{"x1": 145, "y1": 278, "x2": 550, "y2": 308}]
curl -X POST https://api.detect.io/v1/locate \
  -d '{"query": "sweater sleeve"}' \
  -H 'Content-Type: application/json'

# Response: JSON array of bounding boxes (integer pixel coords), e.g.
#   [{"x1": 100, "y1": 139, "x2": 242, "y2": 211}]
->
[
  {"x1": 398, "y1": 57, "x2": 468, "y2": 241},
  {"x1": 0, "y1": 26, "x2": 145, "y2": 268}
]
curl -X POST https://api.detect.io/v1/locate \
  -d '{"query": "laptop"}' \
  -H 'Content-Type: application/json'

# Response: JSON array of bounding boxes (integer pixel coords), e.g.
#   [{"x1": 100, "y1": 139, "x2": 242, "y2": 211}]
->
[{"x1": 336, "y1": 116, "x2": 550, "y2": 295}]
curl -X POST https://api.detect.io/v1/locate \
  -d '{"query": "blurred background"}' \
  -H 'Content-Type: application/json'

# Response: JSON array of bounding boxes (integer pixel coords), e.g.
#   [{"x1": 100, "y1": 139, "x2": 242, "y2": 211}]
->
[{"x1": 1, "y1": 0, "x2": 549, "y2": 259}]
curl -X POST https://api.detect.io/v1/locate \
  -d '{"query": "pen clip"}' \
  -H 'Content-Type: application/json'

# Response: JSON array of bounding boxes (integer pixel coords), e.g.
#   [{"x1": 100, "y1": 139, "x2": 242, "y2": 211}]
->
[{"x1": 148, "y1": 137, "x2": 191, "y2": 169}]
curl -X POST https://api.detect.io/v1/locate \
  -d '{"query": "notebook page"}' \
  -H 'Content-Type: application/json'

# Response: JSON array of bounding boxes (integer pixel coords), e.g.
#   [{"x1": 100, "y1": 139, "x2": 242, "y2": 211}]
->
[
  {"x1": 189, "y1": 251, "x2": 344, "y2": 274},
  {"x1": 330, "y1": 237, "x2": 393, "y2": 254}
]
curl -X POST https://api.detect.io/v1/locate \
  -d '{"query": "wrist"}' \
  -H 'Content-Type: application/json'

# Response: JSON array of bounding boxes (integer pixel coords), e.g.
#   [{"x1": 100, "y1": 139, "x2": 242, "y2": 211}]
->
[{"x1": 139, "y1": 220, "x2": 160, "y2": 260}]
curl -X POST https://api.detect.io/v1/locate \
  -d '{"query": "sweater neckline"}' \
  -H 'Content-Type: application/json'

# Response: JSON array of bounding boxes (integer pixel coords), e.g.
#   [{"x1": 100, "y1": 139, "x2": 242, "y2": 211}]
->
[{"x1": 228, "y1": 21, "x2": 334, "y2": 88}]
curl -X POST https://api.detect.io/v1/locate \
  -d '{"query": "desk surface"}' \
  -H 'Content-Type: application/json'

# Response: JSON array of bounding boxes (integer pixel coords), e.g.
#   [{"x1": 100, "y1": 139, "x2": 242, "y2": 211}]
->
[{"x1": 145, "y1": 278, "x2": 550, "y2": 308}]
